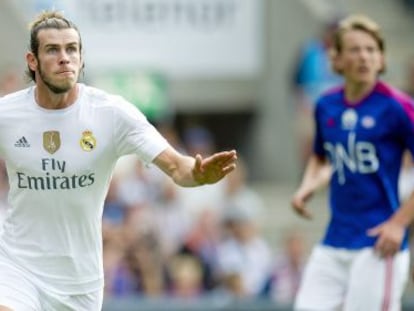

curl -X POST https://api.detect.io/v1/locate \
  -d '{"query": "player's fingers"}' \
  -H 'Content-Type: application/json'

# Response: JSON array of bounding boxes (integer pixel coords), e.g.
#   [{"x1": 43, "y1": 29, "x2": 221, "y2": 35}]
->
[
  {"x1": 291, "y1": 196, "x2": 305, "y2": 211},
  {"x1": 302, "y1": 191, "x2": 314, "y2": 202},
  {"x1": 292, "y1": 203, "x2": 312, "y2": 219},
  {"x1": 367, "y1": 226, "x2": 381, "y2": 237},
  {"x1": 300, "y1": 210, "x2": 312, "y2": 219},
  {"x1": 220, "y1": 156, "x2": 238, "y2": 168},
  {"x1": 208, "y1": 150, "x2": 237, "y2": 163},
  {"x1": 375, "y1": 238, "x2": 397, "y2": 258},
  {"x1": 194, "y1": 154, "x2": 203, "y2": 172},
  {"x1": 221, "y1": 164, "x2": 236, "y2": 174},
  {"x1": 378, "y1": 246, "x2": 397, "y2": 258}
]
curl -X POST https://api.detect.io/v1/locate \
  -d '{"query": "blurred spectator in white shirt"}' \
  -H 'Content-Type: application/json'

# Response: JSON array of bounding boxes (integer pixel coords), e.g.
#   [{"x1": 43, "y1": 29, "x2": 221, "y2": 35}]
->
[
  {"x1": 265, "y1": 230, "x2": 307, "y2": 304},
  {"x1": 216, "y1": 200, "x2": 273, "y2": 298}
]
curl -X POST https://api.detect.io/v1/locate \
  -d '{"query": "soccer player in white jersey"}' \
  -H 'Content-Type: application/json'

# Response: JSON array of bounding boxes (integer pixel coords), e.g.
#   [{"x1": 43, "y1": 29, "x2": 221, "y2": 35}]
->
[
  {"x1": 0, "y1": 11, "x2": 237, "y2": 311},
  {"x1": 291, "y1": 14, "x2": 414, "y2": 310}
]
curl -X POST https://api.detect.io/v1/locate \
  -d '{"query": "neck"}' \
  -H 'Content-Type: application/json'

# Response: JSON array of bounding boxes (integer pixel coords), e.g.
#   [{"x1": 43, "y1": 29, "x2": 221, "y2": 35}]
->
[
  {"x1": 35, "y1": 83, "x2": 79, "y2": 110},
  {"x1": 344, "y1": 80, "x2": 377, "y2": 104}
]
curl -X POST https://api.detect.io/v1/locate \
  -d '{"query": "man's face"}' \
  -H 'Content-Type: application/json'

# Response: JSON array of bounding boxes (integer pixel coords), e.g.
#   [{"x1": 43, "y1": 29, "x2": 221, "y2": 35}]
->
[
  {"x1": 335, "y1": 29, "x2": 384, "y2": 85},
  {"x1": 30, "y1": 28, "x2": 82, "y2": 93}
]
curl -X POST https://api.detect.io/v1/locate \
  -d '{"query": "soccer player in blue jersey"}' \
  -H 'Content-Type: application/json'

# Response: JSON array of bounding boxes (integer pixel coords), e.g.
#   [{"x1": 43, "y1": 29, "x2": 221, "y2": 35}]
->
[{"x1": 291, "y1": 14, "x2": 414, "y2": 310}]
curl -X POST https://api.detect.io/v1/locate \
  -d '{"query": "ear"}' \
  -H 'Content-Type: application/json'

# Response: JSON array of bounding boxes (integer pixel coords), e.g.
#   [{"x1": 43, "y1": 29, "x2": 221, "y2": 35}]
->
[
  {"x1": 331, "y1": 50, "x2": 343, "y2": 74},
  {"x1": 379, "y1": 53, "x2": 386, "y2": 73},
  {"x1": 26, "y1": 52, "x2": 37, "y2": 72},
  {"x1": 80, "y1": 56, "x2": 85, "y2": 71}
]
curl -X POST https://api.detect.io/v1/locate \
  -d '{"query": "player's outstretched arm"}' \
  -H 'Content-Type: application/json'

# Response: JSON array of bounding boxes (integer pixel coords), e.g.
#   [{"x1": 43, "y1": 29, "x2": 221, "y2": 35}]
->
[
  {"x1": 153, "y1": 147, "x2": 237, "y2": 187},
  {"x1": 291, "y1": 154, "x2": 331, "y2": 219}
]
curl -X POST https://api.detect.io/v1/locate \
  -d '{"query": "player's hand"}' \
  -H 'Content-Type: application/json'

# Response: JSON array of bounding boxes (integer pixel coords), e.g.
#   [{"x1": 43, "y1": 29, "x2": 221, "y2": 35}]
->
[
  {"x1": 192, "y1": 150, "x2": 237, "y2": 185},
  {"x1": 291, "y1": 188, "x2": 314, "y2": 219},
  {"x1": 367, "y1": 221, "x2": 405, "y2": 258}
]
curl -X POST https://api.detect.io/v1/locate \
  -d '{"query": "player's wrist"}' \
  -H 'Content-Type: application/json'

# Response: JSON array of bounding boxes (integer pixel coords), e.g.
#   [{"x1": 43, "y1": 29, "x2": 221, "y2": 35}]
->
[{"x1": 389, "y1": 215, "x2": 409, "y2": 228}]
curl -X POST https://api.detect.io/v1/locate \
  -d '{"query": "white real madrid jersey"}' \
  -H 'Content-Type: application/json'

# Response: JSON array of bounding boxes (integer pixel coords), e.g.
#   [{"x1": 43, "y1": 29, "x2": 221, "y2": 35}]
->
[{"x1": 0, "y1": 84, "x2": 169, "y2": 294}]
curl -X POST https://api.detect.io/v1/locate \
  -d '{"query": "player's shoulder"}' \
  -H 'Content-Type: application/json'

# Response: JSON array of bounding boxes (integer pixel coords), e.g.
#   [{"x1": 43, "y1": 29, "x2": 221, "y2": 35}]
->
[
  {"x1": 374, "y1": 81, "x2": 414, "y2": 118},
  {"x1": 316, "y1": 85, "x2": 343, "y2": 108},
  {"x1": 373, "y1": 81, "x2": 412, "y2": 102},
  {"x1": 0, "y1": 87, "x2": 33, "y2": 111},
  {"x1": 81, "y1": 84, "x2": 146, "y2": 119},
  {"x1": 81, "y1": 84, "x2": 122, "y2": 106},
  {"x1": 81, "y1": 84, "x2": 130, "y2": 110}
]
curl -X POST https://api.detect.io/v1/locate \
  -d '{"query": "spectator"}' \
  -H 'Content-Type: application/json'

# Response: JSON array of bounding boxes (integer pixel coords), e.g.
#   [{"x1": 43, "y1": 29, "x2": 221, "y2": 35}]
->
[
  {"x1": 109, "y1": 232, "x2": 167, "y2": 297},
  {"x1": 216, "y1": 201, "x2": 273, "y2": 298},
  {"x1": 291, "y1": 19, "x2": 343, "y2": 168},
  {"x1": 0, "y1": 66, "x2": 23, "y2": 96},
  {"x1": 167, "y1": 253, "x2": 204, "y2": 299},
  {"x1": 264, "y1": 230, "x2": 307, "y2": 304},
  {"x1": 153, "y1": 178, "x2": 192, "y2": 259}
]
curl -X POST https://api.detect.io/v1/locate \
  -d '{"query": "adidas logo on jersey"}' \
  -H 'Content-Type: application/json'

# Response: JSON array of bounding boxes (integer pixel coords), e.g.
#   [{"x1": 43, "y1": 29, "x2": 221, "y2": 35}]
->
[{"x1": 14, "y1": 136, "x2": 30, "y2": 147}]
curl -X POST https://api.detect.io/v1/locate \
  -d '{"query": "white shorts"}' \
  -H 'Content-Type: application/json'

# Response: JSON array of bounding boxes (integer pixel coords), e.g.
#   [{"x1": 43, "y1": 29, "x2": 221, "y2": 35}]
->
[
  {"x1": 0, "y1": 259, "x2": 103, "y2": 311},
  {"x1": 294, "y1": 245, "x2": 409, "y2": 311}
]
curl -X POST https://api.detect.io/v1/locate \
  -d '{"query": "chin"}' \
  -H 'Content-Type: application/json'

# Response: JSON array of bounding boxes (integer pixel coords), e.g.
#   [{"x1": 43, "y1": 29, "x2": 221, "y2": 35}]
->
[
  {"x1": 48, "y1": 82, "x2": 75, "y2": 94},
  {"x1": 354, "y1": 75, "x2": 376, "y2": 85}
]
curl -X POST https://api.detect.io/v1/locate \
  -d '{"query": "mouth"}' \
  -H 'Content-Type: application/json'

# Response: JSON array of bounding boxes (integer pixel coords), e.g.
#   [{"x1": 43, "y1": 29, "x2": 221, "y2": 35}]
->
[
  {"x1": 57, "y1": 68, "x2": 74, "y2": 73},
  {"x1": 357, "y1": 66, "x2": 369, "y2": 73},
  {"x1": 57, "y1": 71, "x2": 74, "y2": 77}
]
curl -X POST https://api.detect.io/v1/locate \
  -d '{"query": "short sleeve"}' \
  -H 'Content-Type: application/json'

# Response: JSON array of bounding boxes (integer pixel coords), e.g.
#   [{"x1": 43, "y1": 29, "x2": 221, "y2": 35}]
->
[
  {"x1": 112, "y1": 96, "x2": 169, "y2": 164},
  {"x1": 312, "y1": 102, "x2": 325, "y2": 157},
  {"x1": 395, "y1": 102, "x2": 414, "y2": 156}
]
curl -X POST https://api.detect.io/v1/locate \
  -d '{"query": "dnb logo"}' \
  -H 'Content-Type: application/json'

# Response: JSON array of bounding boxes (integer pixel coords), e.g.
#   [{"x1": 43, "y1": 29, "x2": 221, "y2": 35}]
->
[
  {"x1": 80, "y1": 130, "x2": 97, "y2": 152},
  {"x1": 324, "y1": 132, "x2": 379, "y2": 184}
]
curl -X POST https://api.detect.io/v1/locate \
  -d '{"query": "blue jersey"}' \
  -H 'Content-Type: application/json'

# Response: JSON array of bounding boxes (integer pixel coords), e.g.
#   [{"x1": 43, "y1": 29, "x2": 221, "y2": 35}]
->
[{"x1": 314, "y1": 81, "x2": 414, "y2": 249}]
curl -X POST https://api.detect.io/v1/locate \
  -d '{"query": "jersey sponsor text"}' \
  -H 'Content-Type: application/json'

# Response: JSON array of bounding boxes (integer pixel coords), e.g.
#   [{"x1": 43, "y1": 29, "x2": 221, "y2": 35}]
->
[{"x1": 324, "y1": 132, "x2": 379, "y2": 184}]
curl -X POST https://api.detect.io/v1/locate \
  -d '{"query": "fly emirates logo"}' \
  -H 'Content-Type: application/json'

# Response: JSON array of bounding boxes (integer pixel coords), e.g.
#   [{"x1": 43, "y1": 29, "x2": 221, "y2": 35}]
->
[
  {"x1": 324, "y1": 132, "x2": 379, "y2": 185},
  {"x1": 16, "y1": 158, "x2": 95, "y2": 190}
]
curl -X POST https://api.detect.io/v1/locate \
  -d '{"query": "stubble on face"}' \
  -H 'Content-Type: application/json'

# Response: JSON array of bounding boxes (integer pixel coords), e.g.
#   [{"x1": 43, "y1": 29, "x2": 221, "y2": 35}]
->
[
  {"x1": 37, "y1": 60, "x2": 76, "y2": 94},
  {"x1": 35, "y1": 28, "x2": 82, "y2": 94}
]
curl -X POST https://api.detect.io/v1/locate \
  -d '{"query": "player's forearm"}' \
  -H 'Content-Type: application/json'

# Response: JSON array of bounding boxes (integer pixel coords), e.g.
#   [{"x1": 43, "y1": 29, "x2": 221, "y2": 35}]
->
[
  {"x1": 153, "y1": 148, "x2": 200, "y2": 187},
  {"x1": 390, "y1": 191, "x2": 414, "y2": 227},
  {"x1": 300, "y1": 154, "x2": 330, "y2": 191}
]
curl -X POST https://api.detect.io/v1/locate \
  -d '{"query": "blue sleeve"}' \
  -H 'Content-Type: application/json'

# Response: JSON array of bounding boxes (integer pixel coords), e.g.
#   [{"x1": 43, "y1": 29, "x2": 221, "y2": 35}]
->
[
  {"x1": 394, "y1": 103, "x2": 414, "y2": 156},
  {"x1": 313, "y1": 102, "x2": 325, "y2": 156}
]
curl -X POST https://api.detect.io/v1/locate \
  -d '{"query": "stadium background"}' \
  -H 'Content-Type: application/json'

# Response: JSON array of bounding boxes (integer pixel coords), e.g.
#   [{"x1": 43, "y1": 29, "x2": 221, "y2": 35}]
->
[{"x1": 1, "y1": 0, "x2": 414, "y2": 310}]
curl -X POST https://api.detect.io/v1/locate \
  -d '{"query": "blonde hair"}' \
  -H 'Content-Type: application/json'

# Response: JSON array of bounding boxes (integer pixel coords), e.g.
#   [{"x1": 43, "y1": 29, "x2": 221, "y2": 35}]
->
[{"x1": 331, "y1": 14, "x2": 385, "y2": 74}]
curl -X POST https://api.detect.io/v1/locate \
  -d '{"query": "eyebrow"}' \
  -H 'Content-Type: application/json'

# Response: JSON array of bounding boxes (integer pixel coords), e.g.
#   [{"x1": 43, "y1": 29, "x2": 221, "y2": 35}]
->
[{"x1": 44, "y1": 42, "x2": 79, "y2": 48}]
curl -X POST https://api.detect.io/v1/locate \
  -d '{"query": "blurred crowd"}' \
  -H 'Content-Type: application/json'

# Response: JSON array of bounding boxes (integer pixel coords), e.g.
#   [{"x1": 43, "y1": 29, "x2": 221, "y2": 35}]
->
[{"x1": 99, "y1": 126, "x2": 306, "y2": 304}]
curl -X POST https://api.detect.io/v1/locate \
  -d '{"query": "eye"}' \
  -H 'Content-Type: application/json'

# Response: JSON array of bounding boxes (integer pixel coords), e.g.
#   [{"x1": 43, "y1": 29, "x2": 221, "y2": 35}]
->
[
  {"x1": 46, "y1": 47, "x2": 58, "y2": 54},
  {"x1": 347, "y1": 46, "x2": 359, "y2": 54},
  {"x1": 67, "y1": 46, "x2": 78, "y2": 54}
]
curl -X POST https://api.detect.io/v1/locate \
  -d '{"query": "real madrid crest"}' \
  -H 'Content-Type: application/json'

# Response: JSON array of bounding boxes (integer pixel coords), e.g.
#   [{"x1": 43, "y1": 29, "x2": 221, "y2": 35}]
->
[{"x1": 80, "y1": 130, "x2": 96, "y2": 152}]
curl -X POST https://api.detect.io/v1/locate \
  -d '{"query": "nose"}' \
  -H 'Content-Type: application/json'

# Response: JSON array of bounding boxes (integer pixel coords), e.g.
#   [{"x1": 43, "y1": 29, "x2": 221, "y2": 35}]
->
[
  {"x1": 58, "y1": 51, "x2": 70, "y2": 65},
  {"x1": 359, "y1": 48, "x2": 371, "y2": 61}
]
